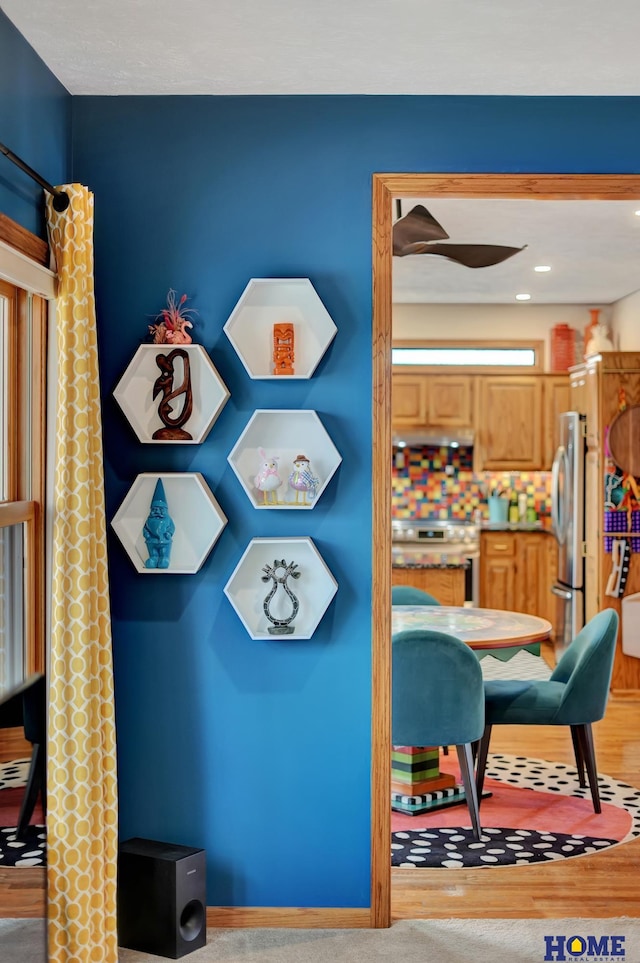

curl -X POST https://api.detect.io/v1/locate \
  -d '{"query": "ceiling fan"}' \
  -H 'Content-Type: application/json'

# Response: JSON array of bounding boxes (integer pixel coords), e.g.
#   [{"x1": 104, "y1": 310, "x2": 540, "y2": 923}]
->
[{"x1": 393, "y1": 201, "x2": 526, "y2": 268}]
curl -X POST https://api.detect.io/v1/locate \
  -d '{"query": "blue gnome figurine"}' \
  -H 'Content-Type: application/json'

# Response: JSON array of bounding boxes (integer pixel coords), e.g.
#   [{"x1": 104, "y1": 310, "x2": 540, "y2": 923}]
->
[{"x1": 143, "y1": 478, "x2": 175, "y2": 569}]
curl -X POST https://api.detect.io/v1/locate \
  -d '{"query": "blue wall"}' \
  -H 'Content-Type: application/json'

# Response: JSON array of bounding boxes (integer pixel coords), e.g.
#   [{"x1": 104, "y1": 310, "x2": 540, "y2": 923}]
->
[
  {"x1": 70, "y1": 94, "x2": 640, "y2": 908},
  {"x1": 0, "y1": 10, "x2": 70, "y2": 238},
  {"x1": 4, "y1": 12, "x2": 640, "y2": 907}
]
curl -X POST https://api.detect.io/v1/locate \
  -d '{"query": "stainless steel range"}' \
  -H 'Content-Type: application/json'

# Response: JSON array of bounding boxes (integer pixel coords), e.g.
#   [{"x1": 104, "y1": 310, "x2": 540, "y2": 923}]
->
[{"x1": 392, "y1": 518, "x2": 480, "y2": 606}]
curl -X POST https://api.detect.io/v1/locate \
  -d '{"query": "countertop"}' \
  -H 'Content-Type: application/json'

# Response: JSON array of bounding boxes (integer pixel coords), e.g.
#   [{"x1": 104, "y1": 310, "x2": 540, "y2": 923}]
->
[
  {"x1": 481, "y1": 520, "x2": 553, "y2": 533},
  {"x1": 392, "y1": 551, "x2": 472, "y2": 569}
]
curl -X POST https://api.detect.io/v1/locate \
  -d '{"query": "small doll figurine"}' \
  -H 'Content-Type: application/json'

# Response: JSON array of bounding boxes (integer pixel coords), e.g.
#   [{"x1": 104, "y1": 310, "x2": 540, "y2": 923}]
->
[
  {"x1": 143, "y1": 479, "x2": 175, "y2": 568},
  {"x1": 288, "y1": 454, "x2": 319, "y2": 506},
  {"x1": 254, "y1": 448, "x2": 282, "y2": 506}
]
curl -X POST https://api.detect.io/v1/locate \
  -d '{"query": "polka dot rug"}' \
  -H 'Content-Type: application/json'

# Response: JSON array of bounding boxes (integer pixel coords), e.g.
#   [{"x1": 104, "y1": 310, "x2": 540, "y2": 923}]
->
[
  {"x1": 392, "y1": 752, "x2": 640, "y2": 869},
  {"x1": 0, "y1": 759, "x2": 46, "y2": 867}
]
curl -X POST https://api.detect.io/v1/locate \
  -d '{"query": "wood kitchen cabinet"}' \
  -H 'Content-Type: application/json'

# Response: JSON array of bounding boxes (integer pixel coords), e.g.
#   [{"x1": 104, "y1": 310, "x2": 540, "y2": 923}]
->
[
  {"x1": 542, "y1": 374, "x2": 571, "y2": 469},
  {"x1": 392, "y1": 368, "x2": 568, "y2": 472},
  {"x1": 476, "y1": 376, "x2": 543, "y2": 471},
  {"x1": 392, "y1": 566, "x2": 466, "y2": 606},
  {"x1": 392, "y1": 373, "x2": 473, "y2": 430},
  {"x1": 480, "y1": 531, "x2": 557, "y2": 633}
]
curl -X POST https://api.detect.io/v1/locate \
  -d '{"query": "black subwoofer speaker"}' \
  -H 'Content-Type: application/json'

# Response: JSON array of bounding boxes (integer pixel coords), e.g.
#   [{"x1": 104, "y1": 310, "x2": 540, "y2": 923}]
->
[{"x1": 117, "y1": 837, "x2": 206, "y2": 959}]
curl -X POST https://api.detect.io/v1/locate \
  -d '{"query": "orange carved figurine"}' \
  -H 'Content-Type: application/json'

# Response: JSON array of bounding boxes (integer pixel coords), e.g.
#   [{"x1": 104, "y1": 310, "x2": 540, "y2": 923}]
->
[{"x1": 273, "y1": 322, "x2": 294, "y2": 376}]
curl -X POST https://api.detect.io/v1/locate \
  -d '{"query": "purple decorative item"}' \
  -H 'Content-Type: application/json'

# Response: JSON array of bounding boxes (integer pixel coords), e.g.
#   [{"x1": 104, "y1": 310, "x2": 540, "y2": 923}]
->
[{"x1": 604, "y1": 510, "x2": 628, "y2": 534}]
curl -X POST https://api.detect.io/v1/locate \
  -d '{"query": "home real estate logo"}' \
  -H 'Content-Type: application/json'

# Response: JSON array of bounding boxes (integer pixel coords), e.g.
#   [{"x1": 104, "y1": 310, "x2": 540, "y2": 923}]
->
[{"x1": 543, "y1": 933, "x2": 625, "y2": 961}]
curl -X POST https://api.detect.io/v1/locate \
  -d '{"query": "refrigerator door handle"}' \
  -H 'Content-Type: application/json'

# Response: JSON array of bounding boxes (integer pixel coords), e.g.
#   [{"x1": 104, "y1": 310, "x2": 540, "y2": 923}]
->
[
  {"x1": 551, "y1": 445, "x2": 566, "y2": 544},
  {"x1": 551, "y1": 584, "x2": 573, "y2": 601}
]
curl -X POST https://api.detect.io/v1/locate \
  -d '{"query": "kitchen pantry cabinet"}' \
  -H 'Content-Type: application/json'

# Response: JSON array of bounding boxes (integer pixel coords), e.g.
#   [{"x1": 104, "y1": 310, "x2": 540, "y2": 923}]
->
[
  {"x1": 392, "y1": 373, "x2": 473, "y2": 430},
  {"x1": 480, "y1": 531, "x2": 557, "y2": 634},
  {"x1": 392, "y1": 566, "x2": 466, "y2": 606}
]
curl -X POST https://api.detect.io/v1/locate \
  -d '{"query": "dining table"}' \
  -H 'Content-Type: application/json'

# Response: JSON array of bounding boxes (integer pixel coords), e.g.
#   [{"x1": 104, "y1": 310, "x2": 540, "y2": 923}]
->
[
  {"x1": 390, "y1": 604, "x2": 552, "y2": 815},
  {"x1": 391, "y1": 604, "x2": 552, "y2": 651}
]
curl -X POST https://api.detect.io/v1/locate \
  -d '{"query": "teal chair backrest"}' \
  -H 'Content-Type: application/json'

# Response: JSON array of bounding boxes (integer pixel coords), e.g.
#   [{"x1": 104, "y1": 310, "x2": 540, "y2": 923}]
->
[
  {"x1": 550, "y1": 608, "x2": 619, "y2": 723},
  {"x1": 392, "y1": 629, "x2": 484, "y2": 747},
  {"x1": 392, "y1": 585, "x2": 440, "y2": 606}
]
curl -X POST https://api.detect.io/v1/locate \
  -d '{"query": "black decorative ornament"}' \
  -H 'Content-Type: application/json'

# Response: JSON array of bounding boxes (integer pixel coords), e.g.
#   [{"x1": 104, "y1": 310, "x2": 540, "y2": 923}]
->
[{"x1": 261, "y1": 559, "x2": 300, "y2": 635}]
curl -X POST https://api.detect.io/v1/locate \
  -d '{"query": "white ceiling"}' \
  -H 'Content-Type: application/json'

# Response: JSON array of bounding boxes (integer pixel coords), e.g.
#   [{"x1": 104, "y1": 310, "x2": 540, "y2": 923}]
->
[
  {"x1": 4, "y1": 0, "x2": 640, "y2": 97},
  {"x1": 5, "y1": 1, "x2": 640, "y2": 305},
  {"x1": 393, "y1": 198, "x2": 640, "y2": 305}
]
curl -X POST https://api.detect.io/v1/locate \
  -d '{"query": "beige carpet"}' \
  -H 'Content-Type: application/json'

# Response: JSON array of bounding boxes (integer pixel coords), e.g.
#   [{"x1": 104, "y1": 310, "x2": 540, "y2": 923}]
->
[{"x1": 3, "y1": 918, "x2": 638, "y2": 962}]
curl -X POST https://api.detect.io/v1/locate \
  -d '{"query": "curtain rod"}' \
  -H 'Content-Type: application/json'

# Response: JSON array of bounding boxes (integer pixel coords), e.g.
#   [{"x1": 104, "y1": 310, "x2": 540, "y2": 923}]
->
[{"x1": 0, "y1": 142, "x2": 69, "y2": 212}]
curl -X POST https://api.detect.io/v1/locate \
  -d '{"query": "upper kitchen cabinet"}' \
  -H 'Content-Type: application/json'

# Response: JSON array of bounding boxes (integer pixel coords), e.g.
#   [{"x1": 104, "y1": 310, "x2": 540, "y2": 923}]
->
[
  {"x1": 476, "y1": 376, "x2": 543, "y2": 471},
  {"x1": 392, "y1": 373, "x2": 472, "y2": 429},
  {"x1": 542, "y1": 374, "x2": 571, "y2": 469}
]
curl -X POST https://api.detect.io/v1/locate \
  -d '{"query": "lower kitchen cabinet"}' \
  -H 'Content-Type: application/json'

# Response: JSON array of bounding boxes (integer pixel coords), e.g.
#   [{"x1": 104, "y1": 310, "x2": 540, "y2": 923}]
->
[
  {"x1": 392, "y1": 566, "x2": 466, "y2": 606},
  {"x1": 480, "y1": 531, "x2": 557, "y2": 634}
]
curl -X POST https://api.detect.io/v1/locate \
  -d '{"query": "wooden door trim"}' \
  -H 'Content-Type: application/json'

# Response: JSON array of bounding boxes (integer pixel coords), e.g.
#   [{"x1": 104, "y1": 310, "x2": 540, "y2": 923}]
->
[{"x1": 370, "y1": 172, "x2": 640, "y2": 927}]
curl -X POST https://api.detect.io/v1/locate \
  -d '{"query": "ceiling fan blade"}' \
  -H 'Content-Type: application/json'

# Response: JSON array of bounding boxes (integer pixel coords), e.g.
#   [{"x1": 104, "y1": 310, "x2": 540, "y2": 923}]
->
[
  {"x1": 399, "y1": 242, "x2": 527, "y2": 268},
  {"x1": 392, "y1": 204, "x2": 449, "y2": 255}
]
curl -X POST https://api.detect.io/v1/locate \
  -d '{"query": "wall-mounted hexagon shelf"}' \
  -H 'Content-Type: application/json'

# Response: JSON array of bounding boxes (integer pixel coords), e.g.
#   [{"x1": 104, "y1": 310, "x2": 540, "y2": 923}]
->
[
  {"x1": 113, "y1": 344, "x2": 230, "y2": 444},
  {"x1": 224, "y1": 537, "x2": 338, "y2": 640},
  {"x1": 223, "y1": 278, "x2": 337, "y2": 379},
  {"x1": 227, "y1": 409, "x2": 342, "y2": 509},
  {"x1": 111, "y1": 472, "x2": 227, "y2": 573}
]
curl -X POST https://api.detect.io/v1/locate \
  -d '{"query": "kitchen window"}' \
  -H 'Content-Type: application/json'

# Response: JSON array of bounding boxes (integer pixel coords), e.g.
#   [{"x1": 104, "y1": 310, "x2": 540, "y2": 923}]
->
[{"x1": 392, "y1": 339, "x2": 544, "y2": 372}]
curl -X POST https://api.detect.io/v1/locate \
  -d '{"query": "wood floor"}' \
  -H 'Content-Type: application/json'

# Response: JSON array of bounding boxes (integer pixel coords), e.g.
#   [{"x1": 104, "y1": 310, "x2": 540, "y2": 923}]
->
[{"x1": 1, "y1": 644, "x2": 639, "y2": 921}]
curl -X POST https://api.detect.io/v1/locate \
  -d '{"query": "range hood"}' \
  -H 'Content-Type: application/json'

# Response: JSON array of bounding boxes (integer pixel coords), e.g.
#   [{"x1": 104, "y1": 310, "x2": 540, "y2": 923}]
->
[{"x1": 392, "y1": 427, "x2": 475, "y2": 449}]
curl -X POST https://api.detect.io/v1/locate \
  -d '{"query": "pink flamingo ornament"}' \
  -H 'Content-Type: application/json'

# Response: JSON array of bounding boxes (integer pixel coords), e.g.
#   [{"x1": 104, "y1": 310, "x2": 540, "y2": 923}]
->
[{"x1": 254, "y1": 448, "x2": 282, "y2": 506}]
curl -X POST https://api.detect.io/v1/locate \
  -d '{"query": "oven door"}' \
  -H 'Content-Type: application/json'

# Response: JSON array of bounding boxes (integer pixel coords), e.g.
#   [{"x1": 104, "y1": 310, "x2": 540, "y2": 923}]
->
[{"x1": 466, "y1": 555, "x2": 480, "y2": 607}]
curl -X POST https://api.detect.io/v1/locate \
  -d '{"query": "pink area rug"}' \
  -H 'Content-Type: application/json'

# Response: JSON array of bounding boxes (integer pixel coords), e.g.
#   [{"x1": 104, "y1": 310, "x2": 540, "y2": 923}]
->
[{"x1": 392, "y1": 753, "x2": 640, "y2": 868}]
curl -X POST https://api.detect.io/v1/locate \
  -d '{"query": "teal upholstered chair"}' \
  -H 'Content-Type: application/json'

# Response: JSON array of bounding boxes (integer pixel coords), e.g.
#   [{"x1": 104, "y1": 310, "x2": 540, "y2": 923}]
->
[
  {"x1": 475, "y1": 608, "x2": 619, "y2": 814},
  {"x1": 392, "y1": 585, "x2": 440, "y2": 606},
  {"x1": 392, "y1": 629, "x2": 485, "y2": 838}
]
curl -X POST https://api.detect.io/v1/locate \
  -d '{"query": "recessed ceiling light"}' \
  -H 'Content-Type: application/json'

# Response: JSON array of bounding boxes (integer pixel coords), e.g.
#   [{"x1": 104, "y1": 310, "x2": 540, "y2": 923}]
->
[
  {"x1": 635, "y1": 210, "x2": 640, "y2": 216},
  {"x1": 534, "y1": 265, "x2": 551, "y2": 272},
  {"x1": 515, "y1": 293, "x2": 531, "y2": 301}
]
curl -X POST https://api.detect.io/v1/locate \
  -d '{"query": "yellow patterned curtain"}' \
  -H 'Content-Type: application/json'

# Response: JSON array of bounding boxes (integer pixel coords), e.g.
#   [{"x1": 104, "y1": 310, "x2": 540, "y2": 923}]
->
[{"x1": 46, "y1": 185, "x2": 118, "y2": 963}]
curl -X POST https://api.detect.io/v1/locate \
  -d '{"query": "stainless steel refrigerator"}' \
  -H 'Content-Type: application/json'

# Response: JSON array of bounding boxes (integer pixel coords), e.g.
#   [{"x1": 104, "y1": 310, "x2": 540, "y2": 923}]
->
[{"x1": 551, "y1": 411, "x2": 587, "y2": 652}]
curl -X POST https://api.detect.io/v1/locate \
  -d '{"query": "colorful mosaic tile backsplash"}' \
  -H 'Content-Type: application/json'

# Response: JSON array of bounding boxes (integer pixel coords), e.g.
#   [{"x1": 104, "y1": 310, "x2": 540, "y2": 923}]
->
[{"x1": 392, "y1": 445, "x2": 552, "y2": 521}]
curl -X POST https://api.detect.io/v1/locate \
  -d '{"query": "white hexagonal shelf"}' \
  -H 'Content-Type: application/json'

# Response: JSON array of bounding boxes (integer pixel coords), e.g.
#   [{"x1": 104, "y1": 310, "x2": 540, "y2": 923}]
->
[
  {"x1": 111, "y1": 472, "x2": 227, "y2": 574},
  {"x1": 227, "y1": 409, "x2": 342, "y2": 510},
  {"x1": 223, "y1": 278, "x2": 337, "y2": 379},
  {"x1": 113, "y1": 344, "x2": 230, "y2": 444},
  {"x1": 224, "y1": 537, "x2": 338, "y2": 640}
]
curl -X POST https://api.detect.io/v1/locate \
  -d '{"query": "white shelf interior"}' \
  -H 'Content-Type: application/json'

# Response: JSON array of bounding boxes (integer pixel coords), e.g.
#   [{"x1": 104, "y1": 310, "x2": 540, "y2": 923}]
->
[
  {"x1": 223, "y1": 278, "x2": 337, "y2": 379},
  {"x1": 224, "y1": 537, "x2": 338, "y2": 640},
  {"x1": 227, "y1": 409, "x2": 342, "y2": 509},
  {"x1": 111, "y1": 472, "x2": 227, "y2": 573},
  {"x1": 113, "y1": 344, "x2": 230, "y2": 444}
]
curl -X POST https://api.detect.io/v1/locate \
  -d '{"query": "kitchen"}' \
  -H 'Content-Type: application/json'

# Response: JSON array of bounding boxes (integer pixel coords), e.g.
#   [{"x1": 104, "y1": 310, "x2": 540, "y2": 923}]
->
[{"x1": 390, "y1": 196, "x2": 640, "y2": 682}]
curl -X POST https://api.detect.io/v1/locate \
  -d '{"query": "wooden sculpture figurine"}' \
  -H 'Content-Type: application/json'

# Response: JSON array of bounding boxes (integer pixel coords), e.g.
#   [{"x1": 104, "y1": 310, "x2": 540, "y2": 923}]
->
[
  {"x1": 288, "y1": 454, "x2": 319, "y2": 506},
  {"x1": 254, "y1": 448, "x2": 283, "y2": 505},
  {"x1": 152, "y1": 347, "x2": 193, "y2": 440},
  {"x1": 273, "y1": 322, "x2": 294, "y2": 376},
  {"x1": 261, "y1": 558, "x2": 301, "y2": 635},
  {"x1": 143, "y1": 479, "x2": 175, "y2": 569}
]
